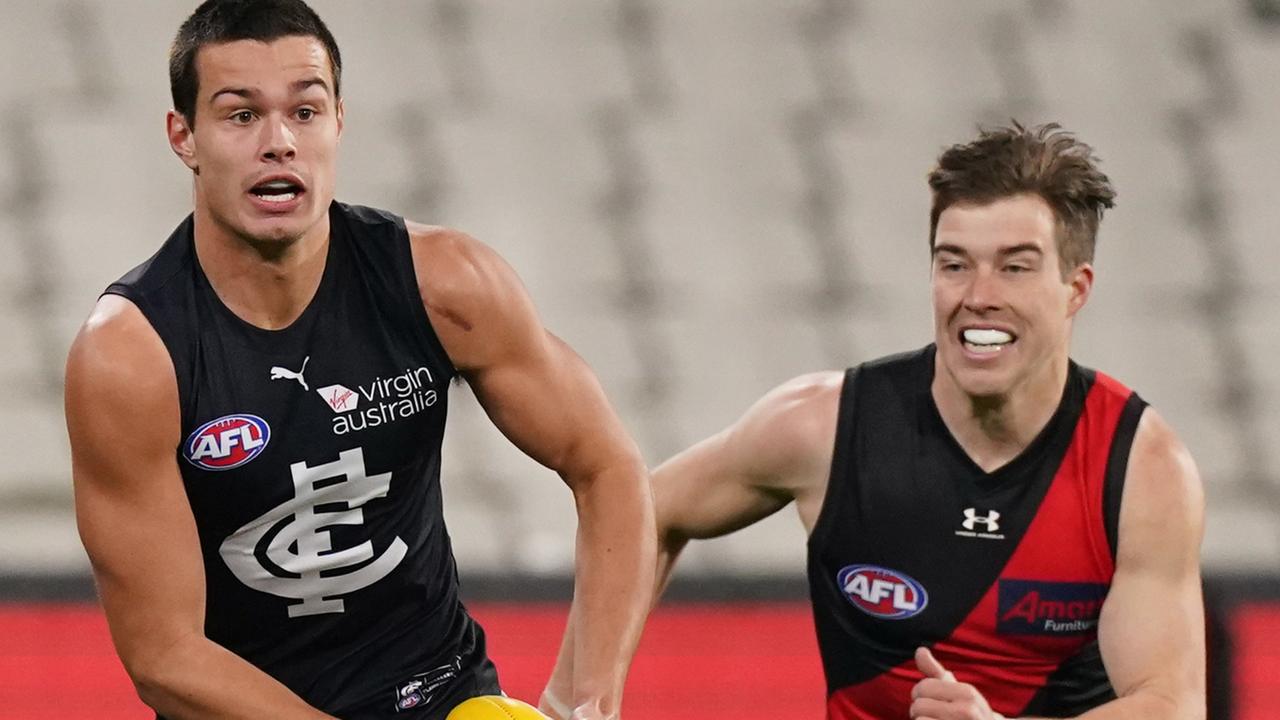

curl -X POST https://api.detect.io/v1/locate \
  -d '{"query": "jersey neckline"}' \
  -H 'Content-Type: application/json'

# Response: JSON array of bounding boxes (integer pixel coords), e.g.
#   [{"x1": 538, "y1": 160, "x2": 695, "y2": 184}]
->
[
  {"x1": 189, "y1": 203, "x2": 343, "y2": 348},
  {"x1": 920, "y1": 344, "x2": 1087, "y2": 489}
]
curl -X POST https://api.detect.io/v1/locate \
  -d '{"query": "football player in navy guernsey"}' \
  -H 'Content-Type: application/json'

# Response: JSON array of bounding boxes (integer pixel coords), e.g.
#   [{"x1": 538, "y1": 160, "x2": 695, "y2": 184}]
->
[
  {"x1": 593, "y1": 123, "x2": 1205, "y2": 720},
  {"x1": 63, "y1": 1, "x2": 654, "y2": 719}
]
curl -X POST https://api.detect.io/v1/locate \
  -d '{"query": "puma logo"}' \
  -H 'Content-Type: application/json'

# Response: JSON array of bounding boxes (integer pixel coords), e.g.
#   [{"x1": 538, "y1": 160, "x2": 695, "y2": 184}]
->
[{"x1": 270, "y1": 356, "x2": 310, "y2": 391}]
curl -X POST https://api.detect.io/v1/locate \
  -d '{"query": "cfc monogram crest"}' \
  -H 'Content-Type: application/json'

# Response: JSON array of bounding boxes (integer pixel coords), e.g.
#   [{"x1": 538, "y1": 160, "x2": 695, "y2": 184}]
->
[{"x1": 219, "y1": 447, "x2": 407, "y2": 617}]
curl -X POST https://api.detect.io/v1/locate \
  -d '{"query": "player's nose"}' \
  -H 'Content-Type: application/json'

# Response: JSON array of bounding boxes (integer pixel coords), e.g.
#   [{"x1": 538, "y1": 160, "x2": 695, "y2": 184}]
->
[
  {"x1": 259, "y1": 115, "x2": 297, "y2": 162},
  {"x1": 962, "y1": 267, "x2": 1003, "y2": 312}
]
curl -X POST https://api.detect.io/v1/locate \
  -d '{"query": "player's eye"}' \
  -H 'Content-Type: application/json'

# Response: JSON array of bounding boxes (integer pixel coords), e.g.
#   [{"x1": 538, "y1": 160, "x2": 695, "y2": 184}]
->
[
  {"x1": 231, "y1": 110, "x2": 255, "y2": 124},
  {"x1": 297, "y1": 108, "x2": 315, "y2": 121}
]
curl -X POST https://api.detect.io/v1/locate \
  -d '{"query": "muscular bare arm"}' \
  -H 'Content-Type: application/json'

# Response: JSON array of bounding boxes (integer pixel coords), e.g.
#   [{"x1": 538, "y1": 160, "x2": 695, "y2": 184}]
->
[
  {"x1": 540, "y1": 372, "x2": 842, "y2": 717},
  {"x1": 652, "y1": 372, "x2": 842, "y2": 592},
  {"x1": 66, "y1": 295, "x2": 333, "y2": 719},
  {"x1": 1074, "y1": 410, "x2": 1205, "y2": 719},
  {"x1": 409, "y1": 225, "x2": 654, "y2": 720}
]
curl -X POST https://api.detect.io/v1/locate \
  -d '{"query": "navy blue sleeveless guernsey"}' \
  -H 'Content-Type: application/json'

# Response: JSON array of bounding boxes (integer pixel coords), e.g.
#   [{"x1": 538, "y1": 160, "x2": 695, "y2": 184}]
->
[
  {"x1": 808, "y1": 346, "x2": 1146, "y2": 719},
  {"x1": 106, "y1": 202, "x2": 499, "y2": 718}
]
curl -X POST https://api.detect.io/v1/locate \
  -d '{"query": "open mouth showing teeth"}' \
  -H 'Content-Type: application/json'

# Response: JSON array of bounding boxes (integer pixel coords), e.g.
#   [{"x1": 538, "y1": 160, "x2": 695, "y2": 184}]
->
[
  {"x1": 250, "y1": 180, "x2": 303, "y2": 203},
  {"x1": 961, "y1": 328, "x2": 1015, "y2": 354}
]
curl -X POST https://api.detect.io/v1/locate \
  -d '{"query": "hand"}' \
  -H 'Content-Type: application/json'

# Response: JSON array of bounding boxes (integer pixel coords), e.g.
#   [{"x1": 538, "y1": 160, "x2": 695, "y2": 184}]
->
[
  {"x1": 538, "y1": 688, "x2": 570, "y2": 720},
  {"x1": 909, "y1": 647, "x2": 1006, "y2": 720},
  {"x1": 564, "y1": 698, "x2": 616, "y2": 720},
  {"x1": 537, "y1": 690, "x2": 618, "y2": 720}
]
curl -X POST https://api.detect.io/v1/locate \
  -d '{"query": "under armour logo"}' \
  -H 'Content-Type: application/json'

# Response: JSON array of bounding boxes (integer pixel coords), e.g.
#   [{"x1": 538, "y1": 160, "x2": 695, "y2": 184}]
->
[
  {"x1": 270, "y1": 356, "x2": 310, "y2": 391},
  {"x1": 218, "y1": 447, "x2": 407, "y2": 617},
  {"x1": 961, "y1": 508, "x2": 1001, "y2": 532}
]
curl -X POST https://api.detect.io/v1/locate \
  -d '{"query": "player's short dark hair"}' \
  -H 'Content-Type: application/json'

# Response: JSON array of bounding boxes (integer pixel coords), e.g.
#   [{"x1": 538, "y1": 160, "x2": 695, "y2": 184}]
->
[
  {"x1": 170, "y1": 0, "x2": 342, "y2": 129},
  {"x1": 927, "y1": 122, "x2": 1116, "y2": 278}
]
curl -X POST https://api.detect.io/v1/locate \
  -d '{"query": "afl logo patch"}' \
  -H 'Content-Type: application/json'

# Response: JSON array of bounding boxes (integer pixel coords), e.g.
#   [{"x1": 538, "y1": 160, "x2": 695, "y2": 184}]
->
[
  {"x1": 837, "y1": 564, "x2": 928, "y2": 620},
  {"x1": 183, "y1": 414, "x2": 270, "y2": 471}
]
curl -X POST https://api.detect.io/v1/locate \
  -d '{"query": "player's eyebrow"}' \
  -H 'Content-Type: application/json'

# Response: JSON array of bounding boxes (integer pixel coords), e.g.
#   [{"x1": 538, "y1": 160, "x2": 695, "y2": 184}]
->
[
  {"x1": 931, "y1": 243, "x2": 1044, "y2": 258},
  {"x1": 290, "y1": 77, "x2": 330, "y2": 95},
  {"x1": 209, "y1": 86, "x2": 255, "y2": 104},
  {"x1": 998, "y1": 243, "x2": 1043, "y2": 257},
  {"x1": 209, "y1": 77, "x2": 330, "y2": 104}
]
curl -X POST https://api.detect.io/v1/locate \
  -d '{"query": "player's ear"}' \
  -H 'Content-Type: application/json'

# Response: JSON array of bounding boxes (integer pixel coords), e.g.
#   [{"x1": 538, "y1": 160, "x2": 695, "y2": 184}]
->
[
  {"x1": 335, "y1": 97, "x2": 344, "y2": 140},
  {"x1": 1065, "y1": 262, "x2": 1093, "y2": 318},
  {"x1": 167, "y1": 110, "x2": 199, "y2": 174}
]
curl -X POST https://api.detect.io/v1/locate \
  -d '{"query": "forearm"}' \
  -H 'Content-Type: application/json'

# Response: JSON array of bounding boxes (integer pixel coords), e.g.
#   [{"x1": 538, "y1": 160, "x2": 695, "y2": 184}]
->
[
  {"x1": 1011, "y1": 690, "x2": 1200, "y2": 720},
  {"x1": 1067, "y1": 690, "x2": 1201, "y2": 720},
  {"x1": 128, "y1": 634, "x2": 334, "y2": 719},
  {"x1": 543, "y1": 520, "x2": 681, "y2": 717},
  {"x1": 567, "y1": 462, "x2": 657, "y2": 715}
]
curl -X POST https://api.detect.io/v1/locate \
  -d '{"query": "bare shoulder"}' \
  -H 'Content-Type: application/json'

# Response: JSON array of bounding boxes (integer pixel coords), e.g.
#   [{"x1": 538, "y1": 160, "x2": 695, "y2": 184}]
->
[
  {"x1": 404, "y1": 222, "x2": 535, "y2": 370},
  {"x1": 1116, "y1": 407, "x2": 1204, "y2": 566},
  {"x1": 66, "y1": 295, "x2": 178, "y2": 447},
  {"x1": 728, "y1": 371, "x2": 844, "y2": 491},
  {"x1": 404, "y1": 222, "x2": 519, "y2": 312},
  {"x1": 67, "y1": 295, "x2": 174, "y2": 397},
  {"x1": 653, "y1": 371, "x2": 844, "y2": 537},
  {"x1": 1125, "y1": 409, "x2": 1203, "y2": 522},
  {"x1": 738, "y1": 371, "x2": 844, "y2": 441}
]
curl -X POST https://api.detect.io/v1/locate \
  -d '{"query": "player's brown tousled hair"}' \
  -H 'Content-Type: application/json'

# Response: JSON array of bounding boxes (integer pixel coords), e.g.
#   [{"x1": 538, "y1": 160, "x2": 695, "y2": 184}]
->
[{"x1": 928, "y1": 122, "x2": 1116, "y2": 279}]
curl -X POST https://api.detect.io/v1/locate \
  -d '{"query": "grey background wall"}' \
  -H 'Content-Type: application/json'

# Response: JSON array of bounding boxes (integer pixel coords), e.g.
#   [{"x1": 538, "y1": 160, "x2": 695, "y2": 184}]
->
[{"x1": 1, "y1": 0, "x2": 1277, "y2": 590}]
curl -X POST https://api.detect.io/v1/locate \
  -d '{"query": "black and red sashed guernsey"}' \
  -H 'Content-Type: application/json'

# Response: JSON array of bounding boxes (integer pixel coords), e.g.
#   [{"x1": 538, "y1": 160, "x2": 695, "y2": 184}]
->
[
  {"x1": 808, "y1": 347, "x2": 1147, "y2": 719},
  {"x1": 107, "y1": 203, "x2": 499, "y2": 719}
]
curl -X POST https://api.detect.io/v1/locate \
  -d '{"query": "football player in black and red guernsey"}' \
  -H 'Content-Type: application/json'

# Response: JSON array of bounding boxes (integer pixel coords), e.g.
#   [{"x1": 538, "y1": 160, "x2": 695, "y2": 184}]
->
[{"x1": 549, "y1": 122, "x2": 1205, "y2": 720}]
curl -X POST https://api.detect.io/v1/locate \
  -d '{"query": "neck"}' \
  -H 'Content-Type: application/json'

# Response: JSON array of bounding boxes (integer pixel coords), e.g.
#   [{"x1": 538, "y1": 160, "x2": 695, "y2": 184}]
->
[
  {"x1": 931, "y1": 350, "x2": 1069, "y2": 473},
  {"x1": 192, "y1": 201, "x2": 331, "y2": 330}
]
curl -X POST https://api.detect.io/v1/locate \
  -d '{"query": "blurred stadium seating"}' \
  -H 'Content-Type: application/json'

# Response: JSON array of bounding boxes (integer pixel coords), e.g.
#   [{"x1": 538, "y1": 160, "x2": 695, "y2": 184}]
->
[{"x1": 0, "y1": 1, "x2": 1276, "y2": 716}]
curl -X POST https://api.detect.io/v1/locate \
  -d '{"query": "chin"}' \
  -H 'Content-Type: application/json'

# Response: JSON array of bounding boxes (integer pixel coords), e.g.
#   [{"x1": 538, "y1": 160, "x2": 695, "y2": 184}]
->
[
  {"x1": 254, "y1": 222, "x2": 307, "y2": 243},
  {"x1": 956, "y1": 377, "x2": 1013, "y2": 401},
  {"x1": 944, "y1": 360, "x2": 1015, "y2": 400},
  {"x1": 239, "y1": 213, "x2": 316, "y2": 245}
]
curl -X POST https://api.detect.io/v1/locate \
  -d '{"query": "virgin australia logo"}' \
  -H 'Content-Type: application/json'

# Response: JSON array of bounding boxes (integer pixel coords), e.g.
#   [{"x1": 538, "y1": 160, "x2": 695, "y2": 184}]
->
[
  {"x1": 317, "y1": 384, "x2": 360, "y2": 412},
  {"x1": 317, "y1": 367, "x2": 441, "y2": 435}
]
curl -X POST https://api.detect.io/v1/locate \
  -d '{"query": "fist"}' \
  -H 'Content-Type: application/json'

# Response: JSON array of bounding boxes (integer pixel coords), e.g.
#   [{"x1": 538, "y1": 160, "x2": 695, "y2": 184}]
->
[
  {"x1": 538, "y1": 690, "x2": 617, "y2": 720},
  {"x1": 909, "y1": 647, "x2": 1004, "y2": 720}
]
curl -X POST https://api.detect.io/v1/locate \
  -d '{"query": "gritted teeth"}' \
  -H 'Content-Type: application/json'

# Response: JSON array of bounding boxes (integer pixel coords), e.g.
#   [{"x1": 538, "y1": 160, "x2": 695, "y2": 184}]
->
[
  {"x1": 966, "y1": 342, "x2": 1002, "y2": 355},
  {"x1": 962, "y1": 328, "x2": 1014, "y2": 346}
]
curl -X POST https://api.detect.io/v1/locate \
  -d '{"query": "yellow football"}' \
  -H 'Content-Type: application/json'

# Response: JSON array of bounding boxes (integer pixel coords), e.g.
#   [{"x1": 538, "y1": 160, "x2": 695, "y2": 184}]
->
[{"x1": 446, "y1": 695, "x2": 550, "y2": 720}]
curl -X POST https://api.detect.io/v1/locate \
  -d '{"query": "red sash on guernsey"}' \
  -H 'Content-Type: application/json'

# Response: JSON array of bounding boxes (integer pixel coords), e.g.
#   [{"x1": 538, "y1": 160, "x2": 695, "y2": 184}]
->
[{"x1": 827, "y1": 372, "x2": 1132, "y2": 719}]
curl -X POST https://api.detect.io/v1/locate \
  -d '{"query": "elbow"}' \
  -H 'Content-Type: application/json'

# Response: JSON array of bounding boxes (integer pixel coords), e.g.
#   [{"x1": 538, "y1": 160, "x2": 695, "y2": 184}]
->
[
  {"x1": 1169, "y1": 695, "x2": 1206, "y2": 720},
  {"x1": 131, "y1": 675, "x2": 169, "y2": 715},
  {"x1": 125, "y1": 658, "x2": 173, "y2": 713},
  {"x1": 1178, "y1": 692, "x2": 1207, "y2": 720},
  {"x1": 1167, "y1": 679, "x2": 1207, "y2": 720},
  {"x1": 1123, "y1": 688, "x2": 1204, "y2": 720},
  {"x1": 568, "y1": 453, "x2": 650, "y2": 503},
  {"x1": 119, "y1": 635, "x2": 198, "y2": 714}
]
